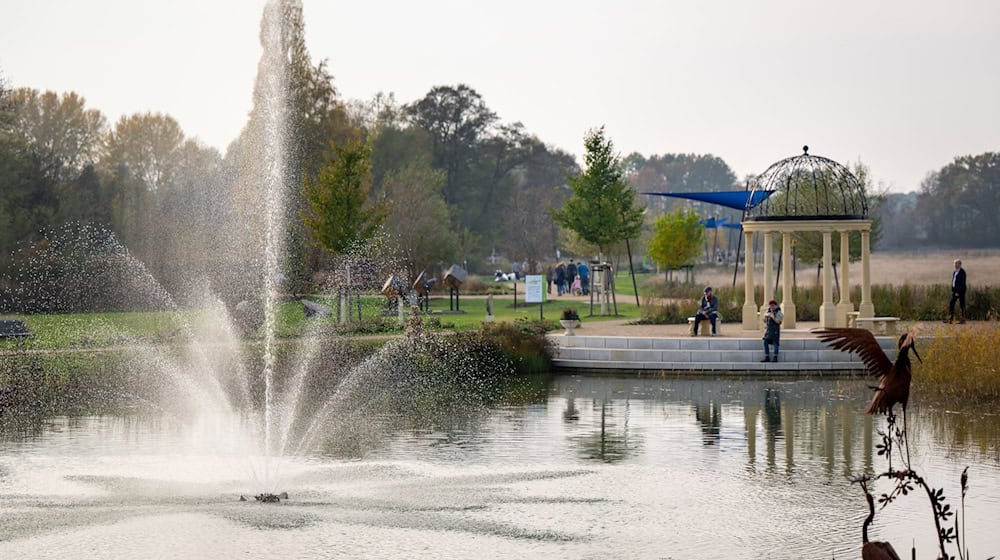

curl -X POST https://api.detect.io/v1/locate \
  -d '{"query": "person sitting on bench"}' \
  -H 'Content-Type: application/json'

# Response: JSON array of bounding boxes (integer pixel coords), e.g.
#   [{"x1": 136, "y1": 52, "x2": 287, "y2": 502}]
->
[{"x1": 692, "y1": 286, "x2": 719, "y2": 336}]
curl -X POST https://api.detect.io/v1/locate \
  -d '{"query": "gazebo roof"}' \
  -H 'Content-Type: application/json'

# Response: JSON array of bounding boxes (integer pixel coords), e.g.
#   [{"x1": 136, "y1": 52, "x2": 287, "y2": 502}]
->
[{"x1": 745, "y1": 146, "x2": 868, "y2": 221}]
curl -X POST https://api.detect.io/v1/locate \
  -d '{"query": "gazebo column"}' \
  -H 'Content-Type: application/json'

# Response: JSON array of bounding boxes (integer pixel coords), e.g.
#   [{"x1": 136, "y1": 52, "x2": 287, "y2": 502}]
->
[
  {"x1": 859, "y1": 229, "x2": 874, "y2": 317},
  {"x1": 820, "y1": 231, "x2": 837, "y2": 327},
  {"x1": 742, "y1": 229, "x2": 758, "y2": 330},
  {"x1": 761, "y1": 232, "x2": 774, "y2": 322},
  {"x1": 836, "y1": 230, "x2": 853, "y2": 327},
  {"x1": 781, "y1": 232, "x2": 796, "y2": 329}
]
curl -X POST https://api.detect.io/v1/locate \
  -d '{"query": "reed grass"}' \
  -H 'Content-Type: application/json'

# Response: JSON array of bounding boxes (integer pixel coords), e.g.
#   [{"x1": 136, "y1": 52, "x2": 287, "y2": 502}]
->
[
  {"x1": 643, "y1": 282, "x2": 1000, "y2": 323},
  {"x1": 916, "y1": 324, "x2": 1000, "y2": 404}
]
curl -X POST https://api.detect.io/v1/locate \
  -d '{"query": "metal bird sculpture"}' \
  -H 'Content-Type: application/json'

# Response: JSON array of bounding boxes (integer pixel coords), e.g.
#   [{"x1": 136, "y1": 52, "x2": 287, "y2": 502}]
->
[
  {"x1": 813, "y1": 327, "x2": 921, "y2": 417},
  {"x1": 861, "y1": 482, "x2": 903, "y2": 560}
]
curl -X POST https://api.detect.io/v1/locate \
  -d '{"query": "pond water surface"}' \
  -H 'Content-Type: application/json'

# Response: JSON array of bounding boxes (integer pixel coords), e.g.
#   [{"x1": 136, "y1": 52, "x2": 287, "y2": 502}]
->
[{"x1": 1, "y1": 375, "x2": 998, "y2": 559}]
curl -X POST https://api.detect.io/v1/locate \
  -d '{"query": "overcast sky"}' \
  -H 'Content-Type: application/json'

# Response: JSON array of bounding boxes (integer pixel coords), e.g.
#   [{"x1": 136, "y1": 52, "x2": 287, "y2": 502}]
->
[{"x1": 2, "y1": 0, "x2": 998, "y2": 193}]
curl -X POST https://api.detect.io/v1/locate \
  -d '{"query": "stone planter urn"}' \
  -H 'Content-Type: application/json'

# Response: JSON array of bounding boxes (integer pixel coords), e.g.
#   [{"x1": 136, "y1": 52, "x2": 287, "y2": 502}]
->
[{"x1": 559, "y1": 319, "x2": 580, "y2": 336}]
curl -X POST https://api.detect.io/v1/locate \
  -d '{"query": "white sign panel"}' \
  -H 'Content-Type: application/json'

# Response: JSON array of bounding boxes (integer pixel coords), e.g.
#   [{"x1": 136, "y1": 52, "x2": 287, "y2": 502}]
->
[{"x1": 525, "y1": 275, "x2": 545, "y2": 303}]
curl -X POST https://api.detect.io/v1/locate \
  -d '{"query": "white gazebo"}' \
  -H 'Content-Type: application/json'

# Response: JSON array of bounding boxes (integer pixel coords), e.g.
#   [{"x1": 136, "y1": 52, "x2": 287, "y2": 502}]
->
[{"x1": 740, "y1": 146, "x2": 875, "y2": 331}]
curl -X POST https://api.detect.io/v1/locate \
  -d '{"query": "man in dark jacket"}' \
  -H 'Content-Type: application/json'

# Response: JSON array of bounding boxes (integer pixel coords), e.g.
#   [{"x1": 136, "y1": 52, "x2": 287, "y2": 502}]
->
[
  {"x1": 947, "y1": 258, "x2": 967, "y2": 324},
  {"x1": 692, "y1": 286, "x2": 719, "y2": 336},
  {"x1": 566, "y1": 260, "x2": 578, "y2": 289},
  {"x1": 554, "y1": 263, "x2": 567, "y2": 296}
]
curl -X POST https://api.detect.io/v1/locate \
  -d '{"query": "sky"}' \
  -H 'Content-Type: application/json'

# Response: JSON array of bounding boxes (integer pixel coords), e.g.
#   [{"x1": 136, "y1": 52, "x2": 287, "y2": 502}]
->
[{"x1": 1, "y1": 0, "x2": 998, "y2": 193}]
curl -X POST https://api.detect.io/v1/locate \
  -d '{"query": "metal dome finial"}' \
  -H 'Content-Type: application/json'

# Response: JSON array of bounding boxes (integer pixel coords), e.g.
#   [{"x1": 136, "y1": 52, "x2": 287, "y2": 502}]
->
[{"x1": 803, "y1": 145, "x2": 809, "y2": 154}]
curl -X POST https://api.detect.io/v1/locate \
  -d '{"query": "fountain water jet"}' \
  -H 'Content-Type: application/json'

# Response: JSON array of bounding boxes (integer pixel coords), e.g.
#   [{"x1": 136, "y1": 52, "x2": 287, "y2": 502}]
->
[{"x1": 256, "y1": 0, "x2": 292, "y2": 493}]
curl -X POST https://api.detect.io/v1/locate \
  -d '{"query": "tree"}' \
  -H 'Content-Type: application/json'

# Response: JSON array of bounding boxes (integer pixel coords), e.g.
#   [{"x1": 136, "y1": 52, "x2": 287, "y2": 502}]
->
[
  {"x1": 916, "y1": 152, "x2": 1000, "y2": 247},
  {"x1": 552, "y1": 127, "x2": 644, "y2": 258},
  {"x1": 302, "y1": 138, "x2": 387, "y2": 256},
  {"x1": 1, "y1": 88, "x2": 108, "y2": 273},
  {"x1": 406, "y1": 84, "x2": 522, "y2": 261},
  {"x1": 382, "y1": 161, "x2": 457, "y2": 274},
  {"x1": 499, "y1": 139, "x2": 578, "y2": 270},
  {"x1": 103, "y1": 112, "x2": 185, "y2": 192},
  {"x1": 7, "y1": 88, "x2": 106, "y2": 183},
  {"x1": 0, "y1": 75, "x2": 32, "y2": 272},
  {"x1": 873, "y1": 192, "x2": 919, "y2": 249},
  {"x1": 99, "y1": 112, "x2": 187, "y2": 276},
  {"x1": 405, "y1": 84, "x2": 497, "y2": 209},
  {"x1": 369, "y1": 121, "x2": 433, "y2": 197},
  {"x1": 648, "y1": 208, "x2": 704, "y2": 274}
]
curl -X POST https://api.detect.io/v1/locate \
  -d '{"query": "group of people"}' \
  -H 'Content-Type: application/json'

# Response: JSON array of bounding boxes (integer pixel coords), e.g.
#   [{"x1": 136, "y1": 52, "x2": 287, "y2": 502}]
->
[
  {"x1": 549, "y1": 259, "x2": 590, "y2": 296},
  {"x1": 690, "y1": 285, "x2": 784, "y2": 360},
  {"x1": 494, "y1": 260, "x2": 532, "y2": 282},
  {"x1": 492, "y1": 259, "x2": 595, "y2": 297},
  {"x1": 690, "y1": 257, "x2": 971, "y2": 362}
]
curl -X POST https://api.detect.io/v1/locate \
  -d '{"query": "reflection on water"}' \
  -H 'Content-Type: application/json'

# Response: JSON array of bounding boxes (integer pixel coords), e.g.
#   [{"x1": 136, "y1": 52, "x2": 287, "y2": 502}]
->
[
  {"x1": 573, "y1": 399, "x2": 639, "y2": 463},
  {"x1": 1, "y1": 375, "x2": 998, "y2": 559}
]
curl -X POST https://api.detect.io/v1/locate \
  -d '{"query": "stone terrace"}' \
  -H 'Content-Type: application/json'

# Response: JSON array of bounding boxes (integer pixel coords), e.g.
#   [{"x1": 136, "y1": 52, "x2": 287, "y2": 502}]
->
[{"x1": 548, "y1": 320, "x2": 896, "y2": 375}]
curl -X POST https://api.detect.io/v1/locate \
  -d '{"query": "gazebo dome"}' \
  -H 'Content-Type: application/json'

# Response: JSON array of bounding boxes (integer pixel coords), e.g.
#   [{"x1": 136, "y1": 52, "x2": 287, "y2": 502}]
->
[{"x1": 746, "y1": 146, "x2": 868, "y2": 221}]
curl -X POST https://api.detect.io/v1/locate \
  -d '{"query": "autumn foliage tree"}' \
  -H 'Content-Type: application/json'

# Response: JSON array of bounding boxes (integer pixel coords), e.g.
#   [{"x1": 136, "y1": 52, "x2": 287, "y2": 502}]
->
[{"x1": 648, "y1": 208, "x2": 703, "y2": 278}]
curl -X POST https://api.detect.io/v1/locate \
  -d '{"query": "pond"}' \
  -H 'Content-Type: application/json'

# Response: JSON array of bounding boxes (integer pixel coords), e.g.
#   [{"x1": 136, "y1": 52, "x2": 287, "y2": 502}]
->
[{"x1": 1, "y1": 374, "x2": 998, "y2": 559}]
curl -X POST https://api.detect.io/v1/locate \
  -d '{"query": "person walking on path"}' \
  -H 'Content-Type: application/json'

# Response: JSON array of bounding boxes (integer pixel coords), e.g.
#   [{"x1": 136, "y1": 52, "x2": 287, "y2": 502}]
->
[
  {"x1": 692, "y1": 286, "x2": 719, "y2": 336},
  {"x1": 566, "y1": 259, "x2": 578, "y2": 290},
  {"x1": 946, "y1": 258, "x2": 967, "y2": 323},
  {"x1": 577, "y1": 261, "x2": 590, "y2": 295},
  {"x1": 555, "y1": 263, "x2": 567, "y2": 296},
  {"x1": 761, "y1": 299, "x2": 783, "y2": 362}
]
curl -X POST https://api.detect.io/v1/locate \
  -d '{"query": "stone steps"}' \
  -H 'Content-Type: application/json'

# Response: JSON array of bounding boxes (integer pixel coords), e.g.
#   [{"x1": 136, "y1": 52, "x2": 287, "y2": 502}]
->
[{"x1": 549, "y1": 334, "x2": 896, "y2": 374}]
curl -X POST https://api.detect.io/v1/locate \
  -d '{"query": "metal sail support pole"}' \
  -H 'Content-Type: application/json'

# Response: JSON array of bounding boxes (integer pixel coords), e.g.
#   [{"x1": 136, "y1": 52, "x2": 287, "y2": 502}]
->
[{"x1": 626, "y1": 238, "x2": 640, "y2": 307}]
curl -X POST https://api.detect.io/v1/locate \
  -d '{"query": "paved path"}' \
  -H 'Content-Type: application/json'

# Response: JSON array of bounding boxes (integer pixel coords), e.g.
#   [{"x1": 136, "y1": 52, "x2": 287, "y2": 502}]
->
[{"x1": 573, "y1": 318, "x2": 829, "y2": 339}]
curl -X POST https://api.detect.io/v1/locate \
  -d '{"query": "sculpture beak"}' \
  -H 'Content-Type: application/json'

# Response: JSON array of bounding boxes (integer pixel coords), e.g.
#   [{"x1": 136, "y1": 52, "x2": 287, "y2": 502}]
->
[{"x1": 912, "y1": 345, "x2": 922, "y2": 363}]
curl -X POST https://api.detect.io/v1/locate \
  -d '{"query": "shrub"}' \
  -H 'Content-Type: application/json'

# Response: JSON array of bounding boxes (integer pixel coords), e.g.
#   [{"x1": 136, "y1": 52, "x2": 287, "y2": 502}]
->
[
  {"x1": 561, "y1": 307, "x2": 580, "y2": 321},
  {"x1": 459, "y1": 277, "x2": 515, "y2": 295},
  {"x1": 333, "y1": 316, "x2": 402, "y2": 335},
  {"x1": 479, "y1": 320, "x2": 554, "y2": 375},
  {"x1": 636, "y1": 299, "x2": 693, "y2": 324}
]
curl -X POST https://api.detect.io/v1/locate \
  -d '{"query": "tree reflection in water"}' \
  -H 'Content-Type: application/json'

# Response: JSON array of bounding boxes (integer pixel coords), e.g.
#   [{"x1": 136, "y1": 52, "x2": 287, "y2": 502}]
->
[{"x1": 575, "y1": 399, "x2": 640, "y2": 463}]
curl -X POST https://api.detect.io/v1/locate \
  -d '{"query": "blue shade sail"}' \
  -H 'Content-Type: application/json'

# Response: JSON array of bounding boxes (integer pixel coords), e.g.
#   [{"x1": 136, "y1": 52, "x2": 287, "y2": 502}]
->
[
  {"x1": 642, "y1": 190, "x2": 774, "y2": 211},
  {"x1": 698, "y1": 217, "x2": 728, "y2": 228}
]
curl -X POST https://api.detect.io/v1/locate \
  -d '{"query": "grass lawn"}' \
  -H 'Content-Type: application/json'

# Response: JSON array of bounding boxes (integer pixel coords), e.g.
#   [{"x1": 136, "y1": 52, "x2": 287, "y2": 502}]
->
[
  {"x1": 1, "y1": 292, "x2": 641, "y2": 351},
  {"x1": 2, "y1": 304, "x2": 312, "y2": 351},
  {"x1": 611, "y1": 270, "x2": 655, "y2": 298},
  {"x1": 418, "y1": 295, "x2": 641, "y2": 331},
  {"x1": 4, "y1": 310, "x2": 197, "y2": 350}
]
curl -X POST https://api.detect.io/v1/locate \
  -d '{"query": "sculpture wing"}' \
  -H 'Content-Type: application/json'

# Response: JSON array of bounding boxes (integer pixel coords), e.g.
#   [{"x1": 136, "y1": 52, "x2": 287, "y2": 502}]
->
[{"x1": 813, "y1": 328, "x2": 892, "y2": 378}]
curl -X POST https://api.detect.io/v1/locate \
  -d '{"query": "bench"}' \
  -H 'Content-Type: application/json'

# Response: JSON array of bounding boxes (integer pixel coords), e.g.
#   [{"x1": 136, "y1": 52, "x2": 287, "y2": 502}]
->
[
  {"x1": 854, "y1": 316, "x2": 900, "y2": 335},
  {"x1": 0, "y1": 320, "x2": 32, "y2": 350},
  {"x1": 687, "y1": 315, "x2": 722, "y2": 336},
  {"x1": 846, "y1": 311, "x2": 861, "y2": 328}
]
